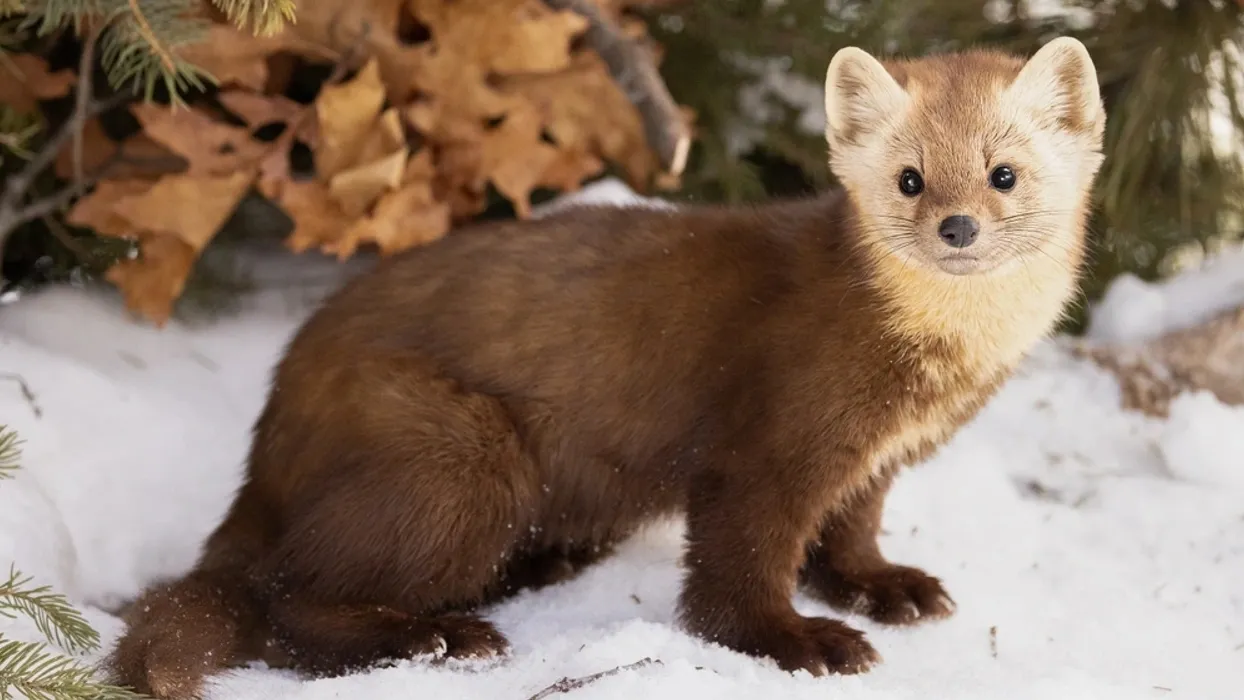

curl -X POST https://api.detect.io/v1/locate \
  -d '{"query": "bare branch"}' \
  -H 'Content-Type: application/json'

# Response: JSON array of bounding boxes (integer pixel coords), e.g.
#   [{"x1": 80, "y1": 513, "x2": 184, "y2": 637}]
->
[
  {"x1": 72, "y1": 22, "x2": 105, "y2": 188},
  {"x1": 0, "y1": 18, "x2": 129, "y2": 275}
]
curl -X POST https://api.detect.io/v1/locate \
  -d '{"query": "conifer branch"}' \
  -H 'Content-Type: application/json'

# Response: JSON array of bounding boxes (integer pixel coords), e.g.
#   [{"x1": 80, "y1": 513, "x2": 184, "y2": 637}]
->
[
  {"x1": 0, "y1": 427, "x2": 18, "y2": 480},
  {"x1": 0, "y1": 567, "x2": 100, "y2": 654},
  {"x1": 0, "y1": 639, "x2": 141, "y2": 700},
  {"x1": 211, "y1": 0, "x2": 296, "y2": 37},
  {"x1": 0, "y1": 427, "x2": 146, "y2": 700}
]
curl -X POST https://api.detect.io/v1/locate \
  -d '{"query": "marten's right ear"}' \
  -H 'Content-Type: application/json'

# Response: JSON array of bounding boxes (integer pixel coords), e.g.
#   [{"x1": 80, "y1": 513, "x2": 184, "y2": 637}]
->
[{"x1": 823, "y1": 47, "x2": 908, "y2": 151}]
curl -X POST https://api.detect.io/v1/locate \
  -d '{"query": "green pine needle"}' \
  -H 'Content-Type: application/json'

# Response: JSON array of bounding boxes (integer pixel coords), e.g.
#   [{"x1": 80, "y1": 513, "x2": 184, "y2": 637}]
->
[
  {"x1": 211, "y1": 0, "x2": 296, "y2": 37},
  {"x1": 0, "y1": 428, "x2": 19, "y2": 481},
  {"x1": 0, "y1": 428, "x2": 144, "y2": 699},
  {"x1": 0, "y1": 639, "x2": 142, "y2": 700},
  {"x1": 0, "y1": 567, "x2": 100, "y2": 655},
  {"x1": 0, "y1": 0, "x2": 23, "y2": 19}
]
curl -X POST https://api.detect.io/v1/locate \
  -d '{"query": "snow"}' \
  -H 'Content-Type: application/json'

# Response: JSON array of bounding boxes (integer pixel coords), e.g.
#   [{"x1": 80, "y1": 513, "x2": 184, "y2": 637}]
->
[
  {"x1": 1085, "y1": 242, "x2": 1244, "y2": 344},
  {"x1": 1, "y1": 177, "x2": 1242, "y2": 699}
]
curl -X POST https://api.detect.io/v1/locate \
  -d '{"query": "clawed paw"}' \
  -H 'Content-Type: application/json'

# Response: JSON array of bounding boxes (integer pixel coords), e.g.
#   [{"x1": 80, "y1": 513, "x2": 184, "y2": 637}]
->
[
  {"x1": 405, "y1": 613, "x2": 510, "y2": 661},
  {"x1": 810, "y1": 563, "x2": 955, "y2": 626},
  {"x1": 726, "y1": 615, "x2": 881, "y2": 677}
]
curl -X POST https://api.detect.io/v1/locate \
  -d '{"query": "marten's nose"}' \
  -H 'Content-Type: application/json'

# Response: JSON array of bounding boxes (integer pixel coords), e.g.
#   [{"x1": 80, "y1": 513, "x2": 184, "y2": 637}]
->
[{"x1": 938, "y1": 215, "x2": 979, "y2": 249}]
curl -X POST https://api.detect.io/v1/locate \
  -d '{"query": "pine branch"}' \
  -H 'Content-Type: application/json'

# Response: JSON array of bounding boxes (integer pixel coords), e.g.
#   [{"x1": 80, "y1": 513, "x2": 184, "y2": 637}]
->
[
  {"x1": 0, "y1": 639, "x2": 142, "y2": 700},
  {"x1": 0, "y1": 427, "x2": 144, "y2": 700},
  {"x1": 0, "y1": 567, "x2": 100, "y2": 654},
  {"x1": 0, "y1": 427, "x2": 18, "y2": 480},
  {"x1": 95, "y1": 0, "x2": 214, "y2": 103},
  {"x1": 211, "y1": 0, "x2": 295, "y2": 37}
]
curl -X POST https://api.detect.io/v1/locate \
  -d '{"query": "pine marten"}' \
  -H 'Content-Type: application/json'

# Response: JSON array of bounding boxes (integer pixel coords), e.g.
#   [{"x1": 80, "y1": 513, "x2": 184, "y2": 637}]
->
[{"x1": 107, "y1": 37, "x2": 1105, "y2": 697}]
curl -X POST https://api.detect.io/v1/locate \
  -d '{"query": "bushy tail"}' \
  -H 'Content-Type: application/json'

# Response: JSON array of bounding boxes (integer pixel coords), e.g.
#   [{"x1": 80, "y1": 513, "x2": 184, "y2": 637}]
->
[
  {"x1": 103, "y1": 566, "x2": 266, "y2": 699},
  {"x1": 105, "y1": 488, "x2": 275, "y2": 699}
]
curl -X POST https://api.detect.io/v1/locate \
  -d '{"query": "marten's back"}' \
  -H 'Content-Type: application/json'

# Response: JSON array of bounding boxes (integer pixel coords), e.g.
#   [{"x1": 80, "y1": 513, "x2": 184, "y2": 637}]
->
[{"x1": 252, "y1": 193, "x2": 887, "y2": 500}]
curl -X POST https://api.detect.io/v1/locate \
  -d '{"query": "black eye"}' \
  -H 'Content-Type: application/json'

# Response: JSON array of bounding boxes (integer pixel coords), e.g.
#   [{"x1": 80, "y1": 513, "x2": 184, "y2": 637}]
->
[
  {"x1": 898, "y1": 168, "x2": 924, "y2": 196},
  {"x1": 990, "y1": 165, "x2": 1016, "y2": 191}
]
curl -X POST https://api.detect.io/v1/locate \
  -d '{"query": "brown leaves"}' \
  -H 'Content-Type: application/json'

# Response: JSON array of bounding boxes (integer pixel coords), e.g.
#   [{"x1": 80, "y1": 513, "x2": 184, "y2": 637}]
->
[
  {"x1": 0, "y1": 53, "x2": 76, "y2": 113},
  {"x1": 409, "y1": 0, "x2": 588, "y2": 75},
  {"x1": 61, "y1": 0, "x2": 688, "y2": 326}
]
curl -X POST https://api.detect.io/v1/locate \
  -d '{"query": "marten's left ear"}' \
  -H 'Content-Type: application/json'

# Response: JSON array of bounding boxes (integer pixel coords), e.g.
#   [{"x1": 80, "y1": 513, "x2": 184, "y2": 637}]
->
[
  {"x1": 823, "y1": 47, "x2": 909, "y2": 152},
  {"x1": 1007, "y1": 37, "x2": 1105, "y2": 143}
]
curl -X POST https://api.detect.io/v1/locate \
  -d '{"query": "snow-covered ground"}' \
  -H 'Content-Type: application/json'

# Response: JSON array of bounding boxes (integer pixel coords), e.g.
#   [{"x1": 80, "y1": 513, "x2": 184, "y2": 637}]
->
[{"x1": 1, "y1": 178, "x2": 1241, "y2": 699}]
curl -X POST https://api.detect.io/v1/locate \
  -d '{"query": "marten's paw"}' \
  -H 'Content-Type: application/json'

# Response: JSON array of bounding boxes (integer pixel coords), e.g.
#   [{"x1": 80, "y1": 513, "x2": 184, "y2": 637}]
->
[
  {"x1": 406, "y1": 613, "x2": 510, "y2": 661},
  {"x1": 735, "y1": 615, "x2": 880, "y2": 677},
  {"x1": 810, "y1": 564, "x2": 956, "y2": 626}
]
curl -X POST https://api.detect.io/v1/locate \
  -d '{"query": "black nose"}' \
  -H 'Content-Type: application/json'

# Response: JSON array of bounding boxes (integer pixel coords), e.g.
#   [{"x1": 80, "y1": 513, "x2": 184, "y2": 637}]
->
[{"x1": 938, "y1": 215, "x2": 980, "y2": 249}]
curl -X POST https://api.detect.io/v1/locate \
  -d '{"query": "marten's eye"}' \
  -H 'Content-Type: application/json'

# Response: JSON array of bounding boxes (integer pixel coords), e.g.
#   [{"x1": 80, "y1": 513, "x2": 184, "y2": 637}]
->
[
  {"x1": 898, "y1": 168, "x2": 924, "y2": 197},
  {"x1": 990, "y1": 165, "x2": 1016, "y2": 191}
]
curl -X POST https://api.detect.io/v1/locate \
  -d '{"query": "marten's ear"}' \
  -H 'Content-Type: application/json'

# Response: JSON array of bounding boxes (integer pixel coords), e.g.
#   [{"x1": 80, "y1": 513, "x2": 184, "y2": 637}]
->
[
  {"x1": 1007, "y1": 36, "x2": 1105, "y2": 143},
  {"x1": 823, "y1": 47, "x2": 908, "y2": 152}
]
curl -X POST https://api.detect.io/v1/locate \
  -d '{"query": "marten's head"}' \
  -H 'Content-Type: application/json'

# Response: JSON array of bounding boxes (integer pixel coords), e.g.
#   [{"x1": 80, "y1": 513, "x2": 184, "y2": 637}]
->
[{"x1": 823, "y1": 37, "x2": 1105, "y2": 280}]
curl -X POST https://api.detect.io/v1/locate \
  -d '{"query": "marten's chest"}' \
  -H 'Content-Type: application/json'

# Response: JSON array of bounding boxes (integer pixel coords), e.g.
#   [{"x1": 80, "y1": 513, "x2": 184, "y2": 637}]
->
[{"x1": 861, "y1": 355, "x2": 1007, "y2": 475}]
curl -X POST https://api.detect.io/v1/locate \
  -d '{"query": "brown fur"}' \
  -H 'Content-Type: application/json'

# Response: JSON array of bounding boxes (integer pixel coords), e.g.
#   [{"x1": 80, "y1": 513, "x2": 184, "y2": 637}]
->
[{"x1": 106, "y1": 39, "x2": 1106, "y2": 697}]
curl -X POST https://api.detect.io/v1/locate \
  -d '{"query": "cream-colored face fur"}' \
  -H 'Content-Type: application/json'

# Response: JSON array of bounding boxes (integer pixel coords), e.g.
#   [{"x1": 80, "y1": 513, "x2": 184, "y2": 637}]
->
[{"x1": 824, "y1": 38, "x2": 1106, "y2": 280}]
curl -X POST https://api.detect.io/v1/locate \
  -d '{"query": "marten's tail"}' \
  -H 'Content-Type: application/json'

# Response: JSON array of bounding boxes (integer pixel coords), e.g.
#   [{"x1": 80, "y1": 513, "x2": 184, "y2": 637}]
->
[
  {"x1": 105, "y1": 490, "x2": 274, "y2": 699},
  {"x1": 104, "y1": 567, "x2": 266, "y2": 698}
]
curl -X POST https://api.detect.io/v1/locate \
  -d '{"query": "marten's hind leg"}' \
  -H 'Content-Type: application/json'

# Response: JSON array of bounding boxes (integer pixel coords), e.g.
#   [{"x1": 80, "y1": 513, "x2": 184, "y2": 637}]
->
[{"x1": 251, "y1": 356, "x2": 543, "y2": 678}]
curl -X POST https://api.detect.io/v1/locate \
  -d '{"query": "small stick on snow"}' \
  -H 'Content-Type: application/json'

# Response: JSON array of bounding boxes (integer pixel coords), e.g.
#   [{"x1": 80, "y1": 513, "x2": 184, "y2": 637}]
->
[
  {"x1": 526, "y1": 657, "x2": 662, "y2": 700},
  {"x1": 542, "y1": 0, "x2": 691, "y2": 178},
  {"x1": 989, "y1": 626, "x2": 998, "y2": 659},
  {"x1": 0, "y1": 373, "x2": 42, "y2": 419}
]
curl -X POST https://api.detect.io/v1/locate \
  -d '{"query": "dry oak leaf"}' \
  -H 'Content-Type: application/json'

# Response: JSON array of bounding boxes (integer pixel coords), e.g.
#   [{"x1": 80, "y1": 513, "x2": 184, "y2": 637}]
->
[
  {"x1": 475, "y1": 101, "x2": 602, "y2": 218},
  {"x1": 328, "y1": 147, "x2": 408, "y2": 217},
  {"x1": 105, "y1": 235, "x2": 198, "y2": 327},
  {"x1": 110, "y1": 171, "x2": 255, "y2": 252},
  {"x1": 0, "y1": 53, "x2": 75, "y2": 113},
  {"x1": 409, "y1": 0, "x2": 589, "y2": 75},
  {"x1": 282, "y1": 0, "x2": 405, "y2": 62},
  {"x1": 334, "y1": 149, "x2": 450, "y2": 257},
  {"x1": 54, "y1": 119, "x2": 186, "y2": 180},
  {"x1": 400, "y1": 53, "x2": 521, "y2": 142},
  {"x1": 280, "y1": 180, "x2": 355, "y2": 254},
  {"x1": 314, "y1": 57, "x2": 388, "y2": 179},
  {"x1": 336, "y1": 181, "x2": 451, "y2": 258},
  {"x1": 215, "y1": 90, "x2": 320, "y2": 198},
  {"x1": 219, "y1": 89, "x2": 310, "y2": 137},
  {"x1": 282, "y1": 149, "x2": 450, "y2": 259},
  {"x1": 66, "y1": 179, "x2": 155, "y2": 238},
  {"x1": 355, "y1": 107, "x2": 406, "y2": 165},
  {"x1": 177, "y1": 24, "x2": 331, "y2": 92},
  {"x1": 431, "y1": 147, "x2": 489, "y2": 220},
  {"x1": 131, "y1": 103, "x2": 266, "y2": 175},
  {"x1": 501, "y1": 52, "x2": 657, "y2": 187}
]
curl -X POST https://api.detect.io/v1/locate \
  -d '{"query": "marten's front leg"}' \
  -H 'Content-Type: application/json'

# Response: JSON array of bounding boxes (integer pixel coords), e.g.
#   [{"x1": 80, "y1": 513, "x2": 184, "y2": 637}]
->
[
  {"x1": 677, "y1": 454, "x2": 880, "y2": 676},
  {"x1": 800, "y1": 469, "x2": 955, "y2": 626}
]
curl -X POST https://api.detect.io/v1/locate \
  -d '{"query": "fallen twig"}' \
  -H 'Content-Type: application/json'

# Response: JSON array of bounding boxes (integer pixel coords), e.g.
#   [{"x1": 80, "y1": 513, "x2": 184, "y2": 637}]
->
[
  {"x1": 0, "y1": 373, "x2": 42, "y2": 419},
  {"x1": 543, "y1": 0, "x2": 691, "y2": 178},
  {"x1": 526, "y1": 657, "x2": 661, "y2": 700}
]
